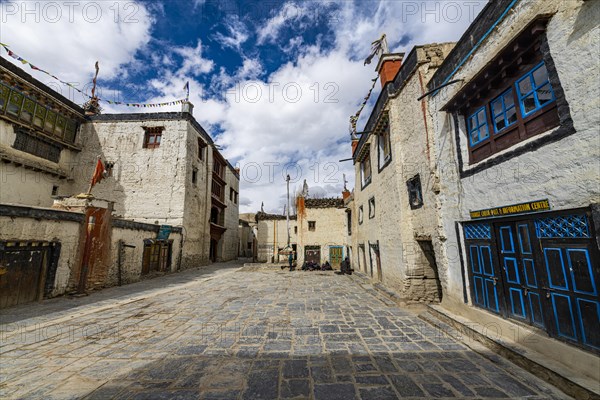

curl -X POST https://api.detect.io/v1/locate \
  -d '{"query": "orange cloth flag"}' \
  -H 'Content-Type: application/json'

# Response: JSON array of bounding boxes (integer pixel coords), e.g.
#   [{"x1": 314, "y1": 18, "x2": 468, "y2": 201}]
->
[{"x1": 90, "y1": 158, "x2": 105, "y2": 187}]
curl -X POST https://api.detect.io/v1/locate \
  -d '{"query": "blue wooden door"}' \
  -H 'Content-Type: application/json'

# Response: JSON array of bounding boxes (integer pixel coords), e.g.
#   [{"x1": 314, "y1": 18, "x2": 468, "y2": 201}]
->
[
  {"x1": 464, "y1": 224, "x2": 502, "y2": 314},
  {"x1": 535, "y1": 214, "x2": 600, "y2": 352},
  {"x1": 496, "y1": 223, "x2": 545, "y2": 328}
]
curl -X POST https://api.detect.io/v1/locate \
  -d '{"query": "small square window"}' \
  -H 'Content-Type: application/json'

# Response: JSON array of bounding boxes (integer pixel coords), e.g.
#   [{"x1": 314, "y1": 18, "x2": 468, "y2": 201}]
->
[
  {"x1": 407, "y1": 175, "x2": 423, "y2": 209},
  {"x1": 51, "y1": 185, "x2": 59, "y2": 196},
  {"x1": 294, "y1": 226, "x2": 298, "y2": 234},
  {"x1": 192, "y1": 169, "x2": 198, "y2": 185},
  {"x1": 143, "y1": 127, "x2": 164, "y2": 149},
  {"x1": 308, "y1": 221, "x2": 316, "y2": 231},
  {"x1": 368, "y1": 197, "x2": 375, "y2": 219}
]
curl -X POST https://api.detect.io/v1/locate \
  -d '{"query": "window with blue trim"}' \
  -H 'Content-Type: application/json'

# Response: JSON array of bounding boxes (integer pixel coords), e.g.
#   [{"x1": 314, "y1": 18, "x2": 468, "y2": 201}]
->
[
  {"x1": 468, "y1": 107, "x2": 489, "y2": 146},
  {"x1": 516, "y1": 62, "x2": 555, "y2": 117},
  {"x1": 491, "y1": 88, "x2": 517, "y2": 133},
  {"x1": 464, "y1": 59, "x2": 561, "y2": 160}
]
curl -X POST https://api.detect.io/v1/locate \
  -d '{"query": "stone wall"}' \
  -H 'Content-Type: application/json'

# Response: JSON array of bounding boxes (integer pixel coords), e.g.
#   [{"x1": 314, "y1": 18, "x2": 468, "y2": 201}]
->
[
  {"x1": 428, "y1": 0, "x2": 600, "y2": 304},
  {"x1": 107, "y1": 224, "x2": 182, "y2": 287},
  {"x1": 0, "y1": 206, "x2": 82, "y2": 296},
  {"x1": 76, "y1": 119, "x2": 189, "y2": 225},
  {"x1": 255, "y1": 216, "x2": 297, "y2": 263},
  {"x1": 0, "y1": 204, "x2": 183, "y2": 300}
]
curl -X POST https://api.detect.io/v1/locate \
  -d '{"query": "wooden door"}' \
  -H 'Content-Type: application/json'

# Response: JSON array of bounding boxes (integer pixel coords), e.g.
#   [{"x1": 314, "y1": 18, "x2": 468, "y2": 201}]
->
[
  {"x1": 0, "y1": 242, "x2": 47, "y2": 308},
  {"x1": 329, "y1": 246, "x2": 343, "y2": 268}
]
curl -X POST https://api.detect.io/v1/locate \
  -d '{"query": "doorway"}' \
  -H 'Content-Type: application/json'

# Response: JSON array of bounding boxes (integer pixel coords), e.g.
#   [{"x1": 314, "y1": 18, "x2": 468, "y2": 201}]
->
[
  {"x1": 329, "y1": 246, "x2": 343, "y2": 268},
  {"x1": 304, "y1": 246, "x2": 320, "y2": 264},
  {"x1": 463, "y1": 209, "x2": 600, "y2": 353}
]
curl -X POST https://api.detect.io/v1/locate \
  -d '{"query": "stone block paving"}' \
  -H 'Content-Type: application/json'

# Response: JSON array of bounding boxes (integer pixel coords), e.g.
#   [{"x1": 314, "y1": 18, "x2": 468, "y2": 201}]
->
[{"x1": 0, "y1": 264, "x2": 571, "y2": 399}]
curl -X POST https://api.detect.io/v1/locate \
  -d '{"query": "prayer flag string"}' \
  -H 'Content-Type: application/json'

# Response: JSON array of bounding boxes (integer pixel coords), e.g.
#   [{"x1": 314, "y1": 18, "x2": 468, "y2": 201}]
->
[
  {"x1": 0, "y1": 43, "x2": 188, "y2": 108},
  {"x1": 349, "y1": 76, "x2": 378, "y2": 136}
]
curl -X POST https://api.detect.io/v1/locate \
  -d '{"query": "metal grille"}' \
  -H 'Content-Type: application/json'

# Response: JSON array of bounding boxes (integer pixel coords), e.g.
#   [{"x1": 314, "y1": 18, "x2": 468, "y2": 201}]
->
[
  {"x1": 464, "y1": 223, "x2": 492, "y2": 240},
  {"x1": 535, "y1": 214, "x2": 590, "y2": 238}
]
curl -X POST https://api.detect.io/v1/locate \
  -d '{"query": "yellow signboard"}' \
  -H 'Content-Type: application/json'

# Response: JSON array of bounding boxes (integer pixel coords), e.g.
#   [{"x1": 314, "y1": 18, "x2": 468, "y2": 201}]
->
[{"x1": 470, "y1": 199, "x2": 550, "y2": 220}]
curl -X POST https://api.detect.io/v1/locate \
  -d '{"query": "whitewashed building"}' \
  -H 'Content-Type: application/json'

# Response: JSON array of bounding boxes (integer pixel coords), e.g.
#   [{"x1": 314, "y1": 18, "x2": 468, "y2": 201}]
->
[
  {"x1": 0, "y1": 57, "x2": 239, "y2": 307},
  {"x1": 347, "y1": 43, "x2": 455, "y2": 303},
  {"x1": 428, "y1": 0, "x2": 599, "y2": 360},
  {"x1": 254, "y1": 194, "x2": 347, "y2": 267}
]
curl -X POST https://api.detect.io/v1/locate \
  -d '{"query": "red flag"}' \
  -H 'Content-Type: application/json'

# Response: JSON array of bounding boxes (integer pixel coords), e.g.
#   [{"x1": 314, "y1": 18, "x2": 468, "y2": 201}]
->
[{"x1": 90, "y1": 158, "x2": 105, "y2": 187}]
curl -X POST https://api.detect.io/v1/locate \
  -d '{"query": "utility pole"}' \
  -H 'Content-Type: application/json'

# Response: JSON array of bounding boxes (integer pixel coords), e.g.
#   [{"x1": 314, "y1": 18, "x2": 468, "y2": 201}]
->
[{"x1": 286, "y1": 174, "x2": 291, "y2": 248}]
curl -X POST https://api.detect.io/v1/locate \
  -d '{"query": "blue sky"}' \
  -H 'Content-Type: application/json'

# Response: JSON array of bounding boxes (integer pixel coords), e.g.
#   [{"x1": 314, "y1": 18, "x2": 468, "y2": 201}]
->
[{"x1": 0, "y1": 0, "x2": 487, "y2": 213}]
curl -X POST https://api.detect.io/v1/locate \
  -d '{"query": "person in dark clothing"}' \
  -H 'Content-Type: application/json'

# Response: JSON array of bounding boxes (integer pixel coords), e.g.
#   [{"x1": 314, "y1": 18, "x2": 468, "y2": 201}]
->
[
  {"x1": 340, "y1": 257, "x2": 351, "y2": 275},
  {"x1": 288, "y1": 251, "x2": 295, "y2": 271}
]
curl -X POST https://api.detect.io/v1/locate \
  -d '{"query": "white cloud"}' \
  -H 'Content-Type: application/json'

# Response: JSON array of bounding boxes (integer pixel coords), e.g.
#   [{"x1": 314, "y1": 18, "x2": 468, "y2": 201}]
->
[
  {"x1": 215, "y1": 1, "x2": 487, "y2": 212},
  {"x1": 193, "y1": 0, "x2": 207, "y2": 9},
  {"x1": 0, "y1": 0, "x2": 153, "y2": 101},
  {"x1": 173, "y1": 39, "x2": 214, "y2": 77},
  {"x1": 256, "y1": 2, "x2": 315, "y2": 45},
  {"x1": 213, "y1": 17, "x2": 249, "y2": 51},
  {"x1": 235, "y1": 58, "x2": 264, "y2": 81}
]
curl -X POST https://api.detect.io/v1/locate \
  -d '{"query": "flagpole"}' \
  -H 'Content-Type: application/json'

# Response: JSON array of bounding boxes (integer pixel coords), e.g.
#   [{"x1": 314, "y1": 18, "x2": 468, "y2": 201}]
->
[{"x1": 286, "y1": 174, "x2": 291, "y2": 248}]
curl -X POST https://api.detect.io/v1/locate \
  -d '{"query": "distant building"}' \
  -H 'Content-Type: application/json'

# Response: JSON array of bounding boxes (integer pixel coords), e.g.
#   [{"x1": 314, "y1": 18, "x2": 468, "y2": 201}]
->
[
  {"x1": 254, "y1": 191, "x2": 347, "y2": 267},
  {"x1": 255, "y1": 212, "x2": 297, "y2": 263},
  {"x1": 296, "y1": 196, "x2": 346, "y2": 267},
  {"x1": 238, "y1": 214, "x2": 257, "y2": 259}
]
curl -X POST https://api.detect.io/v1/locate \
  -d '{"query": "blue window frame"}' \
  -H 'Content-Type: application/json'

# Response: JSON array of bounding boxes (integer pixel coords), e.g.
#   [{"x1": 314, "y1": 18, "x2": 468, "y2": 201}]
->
[
  {"x1": 491, "y1": 88, "x2": 517, "y2": 133},
  {"x1": 468, "y1": 106, "x2": 489, "y2": 146},
  {"x1": 516, "y1": 61, "x2": 556, "y2": 117}
]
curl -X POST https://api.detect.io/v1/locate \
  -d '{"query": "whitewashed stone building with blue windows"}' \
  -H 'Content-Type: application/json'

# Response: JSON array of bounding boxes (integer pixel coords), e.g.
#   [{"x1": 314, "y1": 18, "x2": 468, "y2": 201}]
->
[{"x1": 427, "y1": 0, "x2": 599, "y2": 383}]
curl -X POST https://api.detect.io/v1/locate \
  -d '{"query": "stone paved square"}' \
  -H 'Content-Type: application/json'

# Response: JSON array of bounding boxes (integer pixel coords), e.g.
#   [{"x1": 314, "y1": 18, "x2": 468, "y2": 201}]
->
[{"x1": 0, "y1": 264, "x2": 571, "y2": 399}]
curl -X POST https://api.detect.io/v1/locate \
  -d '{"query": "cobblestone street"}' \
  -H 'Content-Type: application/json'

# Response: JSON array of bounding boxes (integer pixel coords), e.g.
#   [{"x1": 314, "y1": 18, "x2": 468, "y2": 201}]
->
[{"x1": 0, "y1": 263, "x2": 570, "y2": 399}]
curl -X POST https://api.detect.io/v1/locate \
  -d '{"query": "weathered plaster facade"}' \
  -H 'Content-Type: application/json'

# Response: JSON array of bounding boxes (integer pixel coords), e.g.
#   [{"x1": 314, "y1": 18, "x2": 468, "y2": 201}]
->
[
  {"x1": 296, "y1": 197, "x2": 347, "y2": 267},
  {"x1": 222, "y1": 166, "x2": 241, "y2": 261},
  {"x1": 76, "y1": 112, "x2": 239, "y2": 268},
  {"x1": 348, "y1": 43, "x2": 455, "y2": 303},
  {"x1": 0, "y1": 57, "x2": 85, "y2": 207},
  {"x1": 255, "y1": 213, "x2": 297, "y2": 263},
  {"x1": 0, "y1": 203, "x2": 182, "y2": 298},
  {"x1": 428, "y1": 0, "x2": 600, "y2": 306}
]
